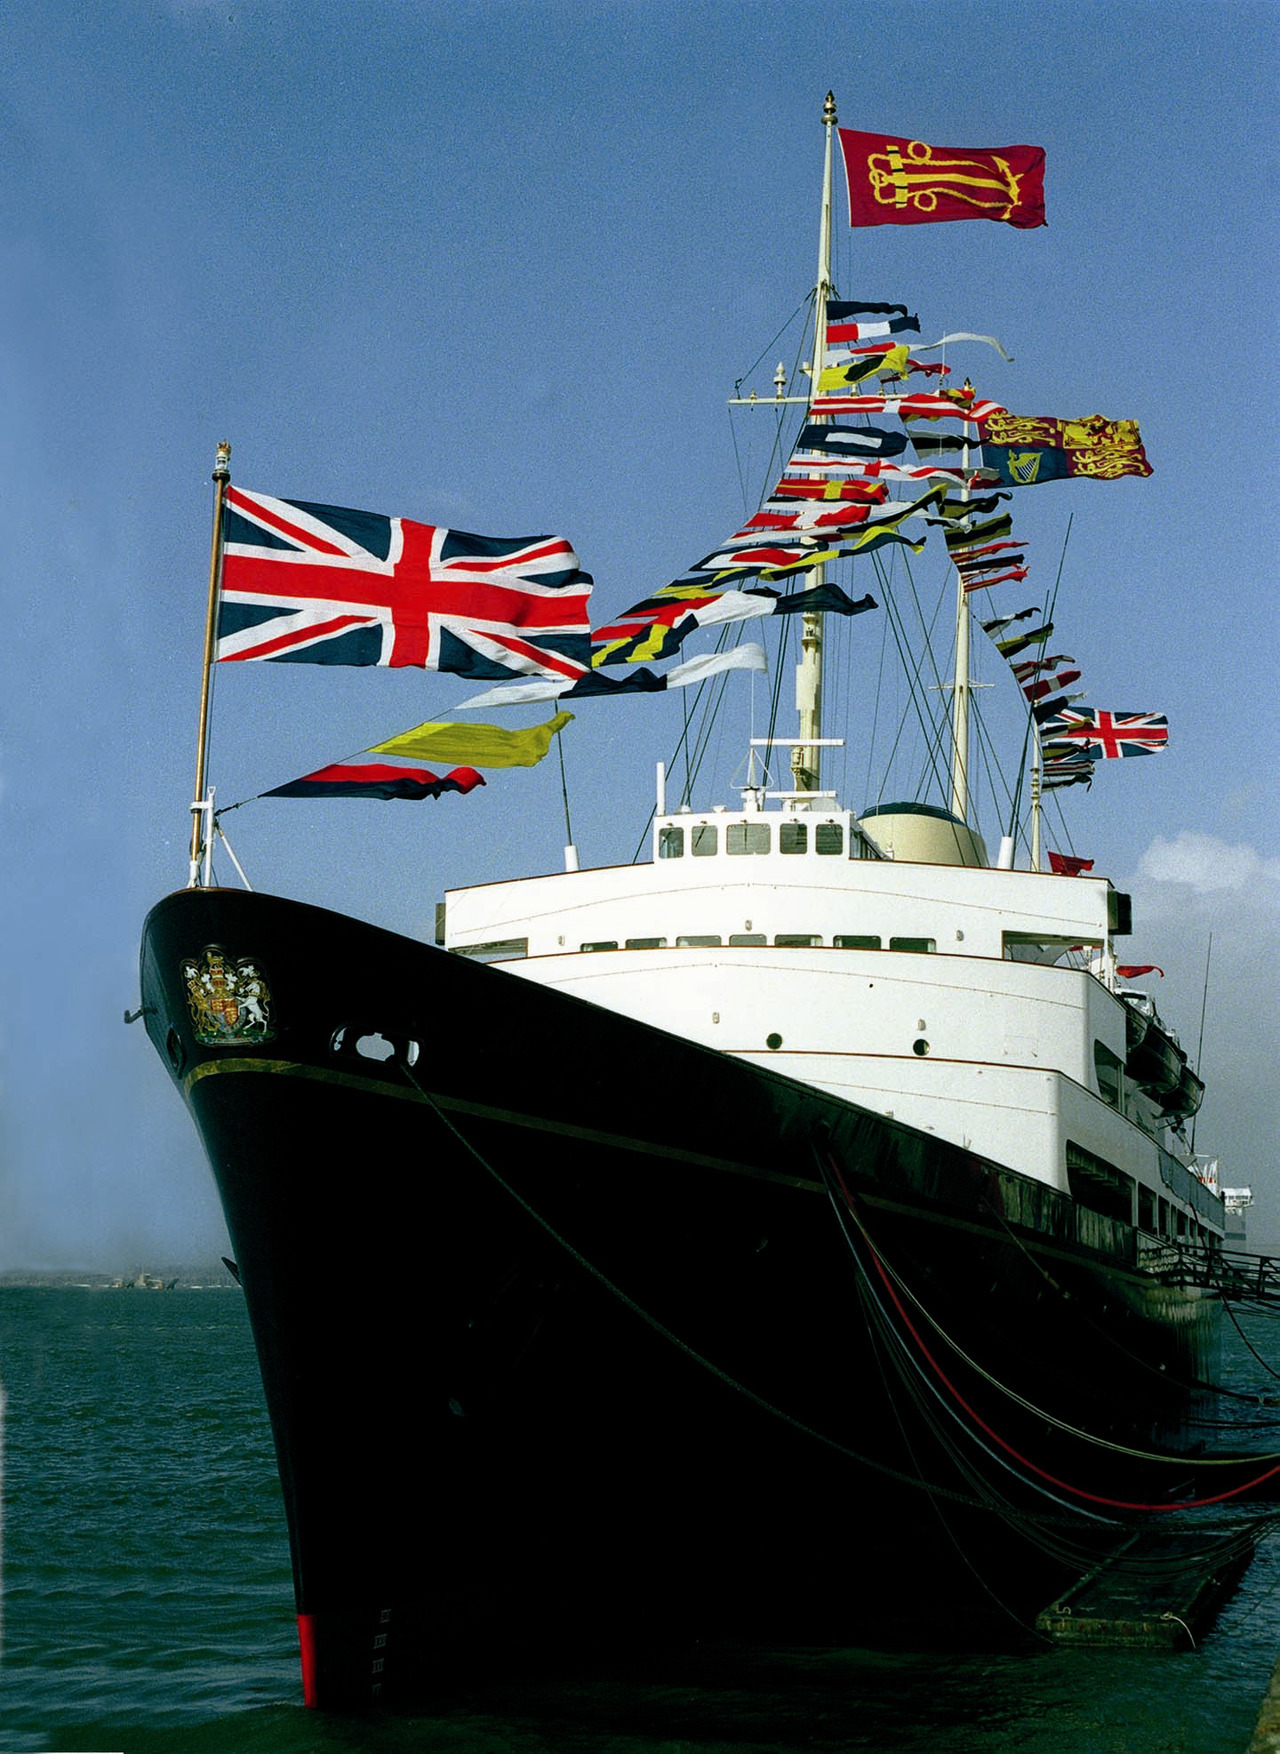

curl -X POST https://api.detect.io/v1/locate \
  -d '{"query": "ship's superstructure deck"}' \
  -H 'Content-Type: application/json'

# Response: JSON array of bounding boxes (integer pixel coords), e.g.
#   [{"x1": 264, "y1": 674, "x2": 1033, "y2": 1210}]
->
[{"x1": 441, "y1": 802, "x2": 1221, "y2": 1249}]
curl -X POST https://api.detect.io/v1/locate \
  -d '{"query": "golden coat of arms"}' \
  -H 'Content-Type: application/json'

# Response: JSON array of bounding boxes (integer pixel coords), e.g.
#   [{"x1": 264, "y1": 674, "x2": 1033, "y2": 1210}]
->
[{"x1": 182, "y1": 945, "x2": 275, "y2": 1046}]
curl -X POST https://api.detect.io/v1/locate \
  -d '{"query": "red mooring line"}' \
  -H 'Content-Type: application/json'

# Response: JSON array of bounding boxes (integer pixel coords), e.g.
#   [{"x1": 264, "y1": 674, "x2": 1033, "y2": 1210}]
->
[{"x1": 824, "y1": 1152, "x2": 1280, "y2": 1512}]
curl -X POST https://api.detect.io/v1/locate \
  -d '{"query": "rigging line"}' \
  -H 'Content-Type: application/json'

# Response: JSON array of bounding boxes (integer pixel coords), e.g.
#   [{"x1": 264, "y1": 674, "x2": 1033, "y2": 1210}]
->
[
  {"x1": 1190, "y1": 932, "x2": 1213, "y2": 1151},
  {"x1": 827, "y1": 1172, "x2": 1125, "y2": 1533},
  {"x1": 863, "y1": 570, "x2": 894, "y2": 807},
  {"x1": 872, "y1": 564, "x2": 954, "y2": 810},
  {"x1": 555, "y1": 726, "x2": 574, "y2": 848},
  {"x1": 731, "y1": 290, "x2": 814, "y2": 404},
  {"x1": 728, "y1": 404, "x2": 751, "y2": 520},
  {"x1": 969, "y1": 698, "x2": 1020, "y2": 833},
  {"x1": 1002, "y1": 514, "x2": 1072, "y2": 844},
  {"x1": 856, "y1": 1194, "x2": 1280, "y2": 1469},
  {"x1": 828, "y1": 1157, "x2": 1280, "y2": 1510},
  {"x1": 856, "y1": 1275, "x2": 1063, "y2": 1636},
  {"x1": 398, "y1": 1059, "x2": 991, "y2": 1509}
]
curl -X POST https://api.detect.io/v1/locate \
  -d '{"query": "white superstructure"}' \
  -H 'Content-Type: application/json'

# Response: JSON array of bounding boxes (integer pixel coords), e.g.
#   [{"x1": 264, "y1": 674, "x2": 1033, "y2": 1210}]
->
[{"x1": 442, "y1": 785, "x2": 1222, "y2": 1248}]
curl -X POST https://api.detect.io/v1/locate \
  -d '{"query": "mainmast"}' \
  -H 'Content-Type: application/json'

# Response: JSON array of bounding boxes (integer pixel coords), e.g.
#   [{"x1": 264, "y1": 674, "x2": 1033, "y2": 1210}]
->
[
  {"x1": 790, "y1": 91, "x2": 839, "y2": 801},
  {"x1": 949, "y1": 439, "x2": 974, "y2": 822}
]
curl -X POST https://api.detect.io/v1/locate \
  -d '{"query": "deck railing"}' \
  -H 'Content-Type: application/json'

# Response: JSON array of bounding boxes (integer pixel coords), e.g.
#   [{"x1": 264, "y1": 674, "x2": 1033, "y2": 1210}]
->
[{"x1": 1140, "y1": 1237, "x2": 1280, "y2": 1302}]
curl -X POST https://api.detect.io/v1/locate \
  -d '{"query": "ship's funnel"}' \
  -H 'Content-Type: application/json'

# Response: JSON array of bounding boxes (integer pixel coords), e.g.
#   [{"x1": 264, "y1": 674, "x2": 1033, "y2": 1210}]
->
[{"x1": 857, "y1": 802, "x2": 989, "y2": 868}]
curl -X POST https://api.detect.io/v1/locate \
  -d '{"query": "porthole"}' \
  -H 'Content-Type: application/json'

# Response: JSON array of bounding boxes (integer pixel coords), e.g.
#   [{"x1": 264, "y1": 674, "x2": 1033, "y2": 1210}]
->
[
  {"x1": 766, "y1": 1032, "x2": 783, "y2": 1050},
  {"x1": 165, "y1": 1027, "x2": 185, "y2": 1074},
  {"x1": 912, "y1": 1038, "x2": 930, "y2": 1056}
]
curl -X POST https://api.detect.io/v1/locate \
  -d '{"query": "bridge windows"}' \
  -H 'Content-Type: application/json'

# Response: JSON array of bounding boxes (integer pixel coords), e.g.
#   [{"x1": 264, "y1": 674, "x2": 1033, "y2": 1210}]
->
[{"x1": 726, "y1": 822, "x2": 770, "y2": 855}]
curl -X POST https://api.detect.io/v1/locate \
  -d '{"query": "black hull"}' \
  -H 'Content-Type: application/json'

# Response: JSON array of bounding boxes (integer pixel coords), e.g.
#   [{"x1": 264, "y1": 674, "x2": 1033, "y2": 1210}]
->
[{"x1": 141, "y1": 887, "x2": 1221, "y2": 1707}]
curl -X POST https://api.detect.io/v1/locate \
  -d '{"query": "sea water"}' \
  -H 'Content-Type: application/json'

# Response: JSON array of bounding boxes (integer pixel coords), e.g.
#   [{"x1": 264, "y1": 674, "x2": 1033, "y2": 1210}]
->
[{"x1": 1, "y1": 1288, "x2": 1278, "y2": 1754}]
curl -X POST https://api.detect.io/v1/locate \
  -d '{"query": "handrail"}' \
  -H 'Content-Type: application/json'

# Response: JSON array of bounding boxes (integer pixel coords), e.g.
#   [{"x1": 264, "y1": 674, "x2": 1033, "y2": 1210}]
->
[{"x1": 1140, "y1": 1237, "x2": 1280, "y2": 1302}]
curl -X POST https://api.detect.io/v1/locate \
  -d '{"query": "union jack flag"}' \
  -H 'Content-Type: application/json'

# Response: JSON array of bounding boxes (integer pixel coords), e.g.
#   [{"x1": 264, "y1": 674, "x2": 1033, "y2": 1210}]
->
[
  {"x1": 216, "y1": 487, "x2": 593, "y2": 681},
  {"x1": 1038, "y1": 709, "x2": 1169, "y2": 759}
]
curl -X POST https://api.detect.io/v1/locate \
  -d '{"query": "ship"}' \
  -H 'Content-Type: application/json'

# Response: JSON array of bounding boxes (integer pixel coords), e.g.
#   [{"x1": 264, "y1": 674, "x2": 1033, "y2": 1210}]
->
[{"x1": 138, "y1": 99, "x2": 1248, "y2": 1708}]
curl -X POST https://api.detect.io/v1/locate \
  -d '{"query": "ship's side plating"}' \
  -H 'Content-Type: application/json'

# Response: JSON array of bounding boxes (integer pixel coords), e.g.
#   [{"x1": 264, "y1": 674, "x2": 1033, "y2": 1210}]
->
[{"x1": 143, "y1": 883, "x2": 1219, "y2": 1707}]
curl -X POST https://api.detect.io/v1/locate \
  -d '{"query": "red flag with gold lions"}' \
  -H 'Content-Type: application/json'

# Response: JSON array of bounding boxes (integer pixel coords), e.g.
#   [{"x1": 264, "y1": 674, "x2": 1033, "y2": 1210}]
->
[{"x1": 839, "y1": 129, "x2": 1045, "y2": 229}]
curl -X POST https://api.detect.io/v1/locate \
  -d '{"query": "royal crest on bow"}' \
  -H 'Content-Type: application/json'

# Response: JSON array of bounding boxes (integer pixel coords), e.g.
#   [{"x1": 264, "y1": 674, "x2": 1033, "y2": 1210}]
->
[{"x1": 182, "y1": 946, "x2": 275, "y2": 1046}]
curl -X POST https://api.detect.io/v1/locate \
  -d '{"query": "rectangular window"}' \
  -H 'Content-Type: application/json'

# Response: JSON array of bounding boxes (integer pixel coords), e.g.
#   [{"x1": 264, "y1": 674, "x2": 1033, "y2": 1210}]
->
[
  {"x1": 581, "y1": 941, "x2": 618, "y2": 953},
  {"x1": 1066, "y1": 1141, "x2": 1135, "y2": 1226},
  {"x1": 1094, "y1": 1042, "x2": 1123, "y2": 1109},
  {"x1": 676, "y1": 934, "x2": 722, "y2": 947},
  {"x1": 835, "y1": 934, "x2": 881, "y2": 950},
  {"x1": 779, "y1": 822, "x2": 808, "y2": 854},
  {"x1": 727, "y1": 822, "x2": 770, "y2": 855},
  {"x1": 453, "y1": 938, "x2": 528, "y2": 963},
  {"x1": 775, "y1": 933, "x2": 821, "y2": 947},
  {"x1": 890, "y1": 937, "x2": 935, "y2": 954},
  {"x1": 691, "y1": 825, "x2": 718, "y2": 857},
  {"x1": 728, "y1": 933, "x2": 767, "y2": 946},
  {"x1": 815, "y1": 823, "x2": 844, "y2": 855},
  {"x1": 625, "y1": 937, "x2": 667, "y2": 950},
  {"x1": 1138, "y1": 1185, "x2": 1156, "y2": 1233},
  {"x1": 658, "y1": 826, "x2": 684, "y2": 859},
  {"x1": 1159, "y1": 1197, "x2": 1170, "y2": 1236}
]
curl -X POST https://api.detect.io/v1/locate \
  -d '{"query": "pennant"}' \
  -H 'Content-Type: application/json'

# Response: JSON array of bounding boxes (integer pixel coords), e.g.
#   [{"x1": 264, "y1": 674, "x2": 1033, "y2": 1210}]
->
[
  {"x1": 957, "y1": 551, "x2": 1027, "y2": 574},
  {"x1": 1117, "y1": 965, "x2": 1165, "y2": 979},
  {"x1": 590, "y1": 584, "x2": 874, "y2": 667},
  {"x1": 946, "y1": 513, "x2": 1015, "y2": 551},
  {"x1": 825, "y1": 302, "x2": 920, "y2": 342},
  {"x1": 1047, "y1": 852, "x2": 1095, "y2": 876},
  {"x1": 1032, "y1": 691, "x2": 1087, "y2": 723},
  {"x1": 981, "y1": 413, "x2": 1152, "y2": 480},
  {"x1": 1041, "y1": 767, "x2": 1094, "y2": 791},
  {"x1": 955, "y1": 539, "x2": 1026, "y2": 565},
  {"x1": 790, "y1": 456, "x2": 982, "y2": 487},
  {"x1": 962, "y1": 567, "x2": 1030, "y2": 593},
  {"x1": 981, "y1": 609, "x2": 1037, "y2": 639},
  {"x1": 369, "y1": 711, "x2": 572, "y2": 768},
  {"x1": 818, "y1": 345, "x2": 913, "y2": 393},
  {"x1": 457, "y1": 643, "x2": 768, "y2": 710},
  {"x1": 1010, "y1": 653, "x2": 1074, "y2": 681},
  {"x1": 910, "y1": 431, "x2": 970, "y2": 458},
  {"x1": 838, "y1": 129, "x2": 1046, "y2": 229},
  {"x1": 795, "y1": 422, "x2": 908, "y2": 460},
  {"x1": 1022, "y1": 669, "x2": 1081, "y2": 701},
  {"x1": 995, "y1": 621, "x2": 1054, "y2": 658},
  {"x1": 264, "y1": 757, "x2": 486, "y2": 802},
  {"x1": 767, "y1": 479, "x2": 889, "y2": 505},
  {"x1": 1035, "y1": 709, "x2": 1169, "y2": 758},
  {"x1": 940, "y1": 491, "x2": 1011, "y2": 519},
  {"x1": 811, "y1": 391, "x2": 1005, "y2": 424}
]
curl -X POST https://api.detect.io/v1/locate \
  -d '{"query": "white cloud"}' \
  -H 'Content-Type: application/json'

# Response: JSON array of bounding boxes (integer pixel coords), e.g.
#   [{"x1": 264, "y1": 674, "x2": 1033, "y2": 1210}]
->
[{"x1": 1138, "y1": 831, "x2": 1280, "y2": 894}]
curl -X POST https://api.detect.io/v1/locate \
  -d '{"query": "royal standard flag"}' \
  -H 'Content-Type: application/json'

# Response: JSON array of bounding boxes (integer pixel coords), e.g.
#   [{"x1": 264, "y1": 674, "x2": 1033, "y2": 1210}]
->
[{"x1": 838, "y1": 130, "x2": 1045, "y2": 229}]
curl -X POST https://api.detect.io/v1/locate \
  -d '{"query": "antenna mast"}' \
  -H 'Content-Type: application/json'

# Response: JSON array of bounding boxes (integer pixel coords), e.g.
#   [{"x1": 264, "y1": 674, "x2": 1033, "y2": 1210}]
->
[{"x1": 791, "y1": 91, "x2": 838, "y2": 802}]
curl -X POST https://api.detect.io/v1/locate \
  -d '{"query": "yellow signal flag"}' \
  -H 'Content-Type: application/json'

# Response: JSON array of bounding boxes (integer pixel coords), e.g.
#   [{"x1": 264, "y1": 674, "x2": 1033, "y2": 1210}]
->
[{"x1": 369, "y1": 711, "x2": 574, "y2": 769}]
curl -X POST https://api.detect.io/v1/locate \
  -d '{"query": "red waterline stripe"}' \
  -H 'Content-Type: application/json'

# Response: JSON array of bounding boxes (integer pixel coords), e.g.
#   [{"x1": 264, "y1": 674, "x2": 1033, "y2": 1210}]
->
[
  {"x1": 297, "y1": 1613, "x2": 318, "y2": 1708},
  {"x1": 823, "y1": 1152, "x2": 1280, "y2": 1513}
]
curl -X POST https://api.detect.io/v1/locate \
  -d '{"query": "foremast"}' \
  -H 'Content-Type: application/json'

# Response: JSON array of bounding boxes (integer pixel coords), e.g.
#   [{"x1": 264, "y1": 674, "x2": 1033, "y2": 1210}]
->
[
  {"x1": 790, "y1": 90, "x2": 839, "y2": 802},
  {"x1": 790, "y1": 94, "x2": 979, "y2": 833}
]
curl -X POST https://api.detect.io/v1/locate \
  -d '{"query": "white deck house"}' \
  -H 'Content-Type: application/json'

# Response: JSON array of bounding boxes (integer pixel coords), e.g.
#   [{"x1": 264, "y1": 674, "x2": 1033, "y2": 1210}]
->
[{"x1": 442, "y1": 798, "x2": 1221, "y2": 1246}]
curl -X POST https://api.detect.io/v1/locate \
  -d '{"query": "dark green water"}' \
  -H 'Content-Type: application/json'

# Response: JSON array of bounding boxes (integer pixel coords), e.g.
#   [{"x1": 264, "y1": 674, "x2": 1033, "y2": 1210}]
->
[{"x1": 2, "y1": 1289, "x2": 1279, "y2": 1753}]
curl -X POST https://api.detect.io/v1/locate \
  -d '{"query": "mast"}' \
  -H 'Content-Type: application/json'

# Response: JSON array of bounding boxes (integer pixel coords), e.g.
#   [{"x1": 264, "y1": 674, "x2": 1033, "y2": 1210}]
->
[
  {"x1": 791, "y1": 91, "x2": 838, "y2": 801},
  {"x1": 189, "y1": 441, "x2": 231, "y2": 887},
  {"x1": 949, "y1": 437, "x2": 973, "y2": 821}
]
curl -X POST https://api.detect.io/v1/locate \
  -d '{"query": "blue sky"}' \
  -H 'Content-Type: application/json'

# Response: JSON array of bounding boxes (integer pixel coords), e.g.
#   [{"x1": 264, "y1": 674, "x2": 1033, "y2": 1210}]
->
[{"x1": 1, "y1": 0, "x2": 1277, "y2": 1266}]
